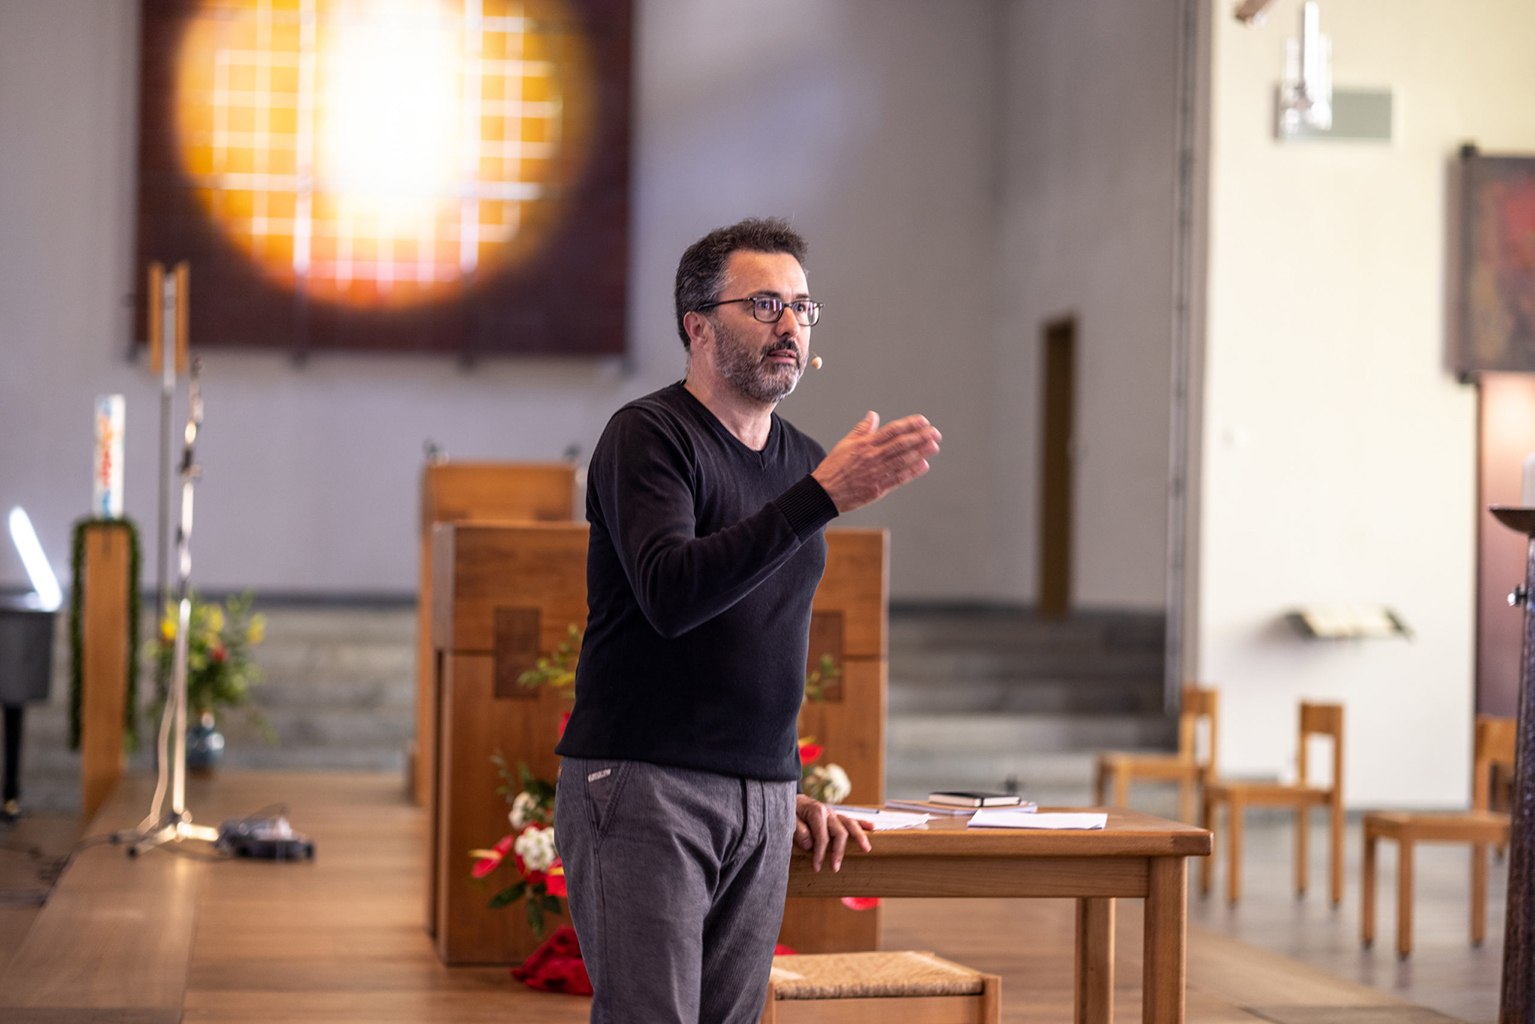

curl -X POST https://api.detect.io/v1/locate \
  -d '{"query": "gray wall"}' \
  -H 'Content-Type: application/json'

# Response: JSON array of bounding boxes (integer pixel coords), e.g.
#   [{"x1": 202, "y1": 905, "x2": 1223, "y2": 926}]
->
[
  {"x1": 0, "y1": 0, "x2": 1177, "y2": 609},
  {"x1": 992, "y1": 0, "x2": 1178, "y2": 610}
]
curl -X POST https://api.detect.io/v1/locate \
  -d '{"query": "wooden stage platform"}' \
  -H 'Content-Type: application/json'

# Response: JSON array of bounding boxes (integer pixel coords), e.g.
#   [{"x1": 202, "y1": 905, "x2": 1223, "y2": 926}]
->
[{"x1": 0, "y1": 772, "x2": 1436, "y2": 1024}]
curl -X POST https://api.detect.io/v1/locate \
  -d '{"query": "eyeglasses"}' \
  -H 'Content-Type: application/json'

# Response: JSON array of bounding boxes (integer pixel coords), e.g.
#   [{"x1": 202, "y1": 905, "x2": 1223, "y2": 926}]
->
[{"x1": 696, "y1": 295, "x2": 822, "y2": 327}]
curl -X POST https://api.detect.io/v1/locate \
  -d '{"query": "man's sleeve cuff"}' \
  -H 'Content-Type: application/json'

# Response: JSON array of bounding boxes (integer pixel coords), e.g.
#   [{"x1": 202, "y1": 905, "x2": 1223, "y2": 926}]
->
[{"x1": 774, "y1": 474, "x2": 839, "y2": 540}]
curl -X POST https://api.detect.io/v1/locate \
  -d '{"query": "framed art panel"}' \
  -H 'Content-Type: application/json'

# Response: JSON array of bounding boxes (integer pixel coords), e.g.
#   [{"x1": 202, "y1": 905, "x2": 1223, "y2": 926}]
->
[
  {"x1": 135, "y1": 0, "x2": 630, "y2": 358},
  {"x1": 1457, "y1": 150, "x2": 1535, "y2": 373}
]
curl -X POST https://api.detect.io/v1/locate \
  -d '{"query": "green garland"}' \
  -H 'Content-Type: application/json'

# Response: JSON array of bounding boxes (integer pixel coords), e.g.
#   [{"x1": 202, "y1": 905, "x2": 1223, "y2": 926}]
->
[{"x1": 68, "y1": 517, "x2": 142, "y2": 752}]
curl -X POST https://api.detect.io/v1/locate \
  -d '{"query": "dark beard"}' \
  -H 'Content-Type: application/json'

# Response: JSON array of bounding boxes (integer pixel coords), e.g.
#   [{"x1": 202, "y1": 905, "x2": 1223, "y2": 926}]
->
[{"x1": 713, "y1": 317, "x2": 802, "y2": 404}]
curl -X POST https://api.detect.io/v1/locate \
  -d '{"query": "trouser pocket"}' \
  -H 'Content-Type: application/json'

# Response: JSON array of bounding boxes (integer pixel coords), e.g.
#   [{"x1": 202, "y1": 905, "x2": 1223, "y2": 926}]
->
[{"x1": 579, "y1": 759, "x2": 632, "y2": 841}]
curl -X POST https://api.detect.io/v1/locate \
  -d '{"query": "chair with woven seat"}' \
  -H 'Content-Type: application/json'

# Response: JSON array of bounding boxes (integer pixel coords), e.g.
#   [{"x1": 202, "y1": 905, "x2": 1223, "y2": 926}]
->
[
  {"x1": 1200, "y1": 701, "x2": 1344, "y2": 906},
  {"x1": 760, "y1": 951, "x2": 1000, "y2": 1024},
  {"x1": 1094, "y1": 684, "x2": 1217, "y2": 823},
  {"x1": 1361, "y1": 714, "x2": 1516, "y2": 958}
]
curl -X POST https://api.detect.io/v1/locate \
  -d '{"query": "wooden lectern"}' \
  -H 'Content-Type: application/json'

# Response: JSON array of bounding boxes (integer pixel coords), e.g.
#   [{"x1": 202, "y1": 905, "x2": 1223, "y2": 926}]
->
[
  {"x1": 780, "y1": 529, "x2": 889, "y2": 954},
  {"x1": 414, "y1": 462, "x2": 575, "y2": 807},
  {"x1": 429, "y1": 521, "x2": 587, "y2": 963},
  {"x1": 430, "y1": 523, "x2": 888, "y2": 965}
]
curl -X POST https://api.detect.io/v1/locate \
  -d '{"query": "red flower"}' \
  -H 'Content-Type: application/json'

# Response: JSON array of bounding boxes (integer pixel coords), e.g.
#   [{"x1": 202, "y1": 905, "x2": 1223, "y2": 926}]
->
[
  {"x1": 558, "y1": 710, "x2": 571, "y2": 739},
  {"x1": 511, "y1": 926, "x2": 592, "y2": 996},
  {"x1": 545, "y1": 861, "x2": 567, "y2": 897},
  {"x1": 470, "y1": 834, "x2": 515, "y2": 878},
  {"x1": 840, "y1": 897, "x2": 881, "y2": 911},
  {"x1": 210, "y1": 645, "x2": 227, "y2": 663},
  {"x1": 797, "y1": 740, "x2": 823, "y2": 765}
]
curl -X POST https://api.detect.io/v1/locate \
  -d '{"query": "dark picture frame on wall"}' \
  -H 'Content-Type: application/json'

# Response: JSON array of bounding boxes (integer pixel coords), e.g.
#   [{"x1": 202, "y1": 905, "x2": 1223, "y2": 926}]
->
[
  {"x1": 134, "y1": 0, "x2": 630, "y2": 360},
  {"x1": 1456, "y1": 148, "x2": 1535, "y2": 374}
]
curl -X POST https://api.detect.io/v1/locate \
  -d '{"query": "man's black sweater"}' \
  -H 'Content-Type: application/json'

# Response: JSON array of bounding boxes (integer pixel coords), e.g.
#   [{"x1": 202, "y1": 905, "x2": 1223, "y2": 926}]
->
[{"x1": 554, "y1": 382, "x2": 840, "y2": 781}]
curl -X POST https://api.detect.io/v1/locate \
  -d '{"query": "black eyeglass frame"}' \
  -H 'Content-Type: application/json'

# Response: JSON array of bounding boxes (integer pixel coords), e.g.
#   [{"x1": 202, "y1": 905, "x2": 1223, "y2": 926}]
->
[{"x1": 695, "y1": 295, "x2": 823, "y2": 327}]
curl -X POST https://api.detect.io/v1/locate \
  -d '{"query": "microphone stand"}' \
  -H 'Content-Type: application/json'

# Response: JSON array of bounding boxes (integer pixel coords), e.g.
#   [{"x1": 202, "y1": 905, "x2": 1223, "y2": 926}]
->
[{"x1": 127, "y1": 359, "x2": 219, "y2": 855}]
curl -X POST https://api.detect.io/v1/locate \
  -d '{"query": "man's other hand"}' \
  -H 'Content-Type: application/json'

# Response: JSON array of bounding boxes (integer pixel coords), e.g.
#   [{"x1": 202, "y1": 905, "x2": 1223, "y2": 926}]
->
[
  {"x1": 812, "y1": 412, "x2": 941, "y2": 514},
  {"x1": 793, "y1": 794, "x2": 873, "y2": 872}
]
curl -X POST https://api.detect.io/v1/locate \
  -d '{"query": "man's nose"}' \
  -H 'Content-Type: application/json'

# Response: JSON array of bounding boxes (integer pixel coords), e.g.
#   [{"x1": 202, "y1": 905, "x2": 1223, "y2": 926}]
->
[{"x1": 775, "y1": 311, "x2": 803, "y2": 345}]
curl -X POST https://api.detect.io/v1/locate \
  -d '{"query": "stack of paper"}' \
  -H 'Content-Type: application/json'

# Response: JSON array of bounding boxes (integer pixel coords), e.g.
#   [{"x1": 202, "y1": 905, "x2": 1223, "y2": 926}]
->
[
  {"x1": 968, "y1": 809, "x2": 1107, "y2": 830},
  {"x1": 831, "y1": 806, "x2": 932, "y2": 831}
]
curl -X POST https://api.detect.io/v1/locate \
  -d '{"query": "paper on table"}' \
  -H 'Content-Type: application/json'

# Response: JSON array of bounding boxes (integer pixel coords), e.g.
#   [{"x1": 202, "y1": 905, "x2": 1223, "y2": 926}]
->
[
  {"x1": 830, "y1": 806, "x2": 932, "y2": 831},
  {"x1": 968, "y1": 810, "x2": 1107, "y2": 830}
]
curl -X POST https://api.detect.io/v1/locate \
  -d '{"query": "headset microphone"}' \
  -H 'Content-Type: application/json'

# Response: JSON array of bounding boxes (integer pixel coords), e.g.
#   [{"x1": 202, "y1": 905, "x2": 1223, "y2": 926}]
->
[{"x1": 810, "y1": 354, "x2": 823, "y2": 370}]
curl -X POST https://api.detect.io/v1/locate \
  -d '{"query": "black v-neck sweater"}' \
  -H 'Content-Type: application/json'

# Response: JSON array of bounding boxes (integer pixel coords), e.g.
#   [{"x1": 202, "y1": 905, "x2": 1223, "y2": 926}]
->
[{"x1": 554, "y1": 382, "x2": 839, "y2": 781}]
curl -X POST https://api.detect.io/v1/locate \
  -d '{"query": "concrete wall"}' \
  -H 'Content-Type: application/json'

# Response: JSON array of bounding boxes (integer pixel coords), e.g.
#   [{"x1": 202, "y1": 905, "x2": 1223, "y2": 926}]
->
[
  {"x1": 994, "y1": 0, "x2": 1179, "y2": 610},
  {"x1": 1195, "y1": 0, "x2": 1535, "y2": 807},
  {"x1": 0, "y1": 0, "x2": 1007, "y2": 600}
]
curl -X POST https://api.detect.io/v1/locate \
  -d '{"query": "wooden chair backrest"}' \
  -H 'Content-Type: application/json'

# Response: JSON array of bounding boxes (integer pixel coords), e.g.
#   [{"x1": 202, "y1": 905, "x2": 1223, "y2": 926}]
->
[
  {"x1": 1474, "y1": 714, "x2": 1517, "y2": 811},
  {"x1": 1176, "y1": 684, "x2": 1218, "y2": 770},
  {"x1": 1296, "y1": 702, "x2": 1344, "y2": 800}
]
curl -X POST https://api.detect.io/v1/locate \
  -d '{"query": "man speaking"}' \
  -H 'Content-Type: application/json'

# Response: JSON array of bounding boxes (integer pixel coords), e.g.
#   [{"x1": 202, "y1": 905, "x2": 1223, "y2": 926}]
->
[{"x1": 554, "y1": 218, "x2": 941, "y2": 1023}]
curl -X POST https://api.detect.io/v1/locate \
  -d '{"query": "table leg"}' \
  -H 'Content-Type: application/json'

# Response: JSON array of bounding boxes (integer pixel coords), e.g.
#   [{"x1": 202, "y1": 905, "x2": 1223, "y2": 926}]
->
[
  {"x1": 1074, "y1": 897, "x2": 1114, "y2": 1024},
  {"x1": 1228, "y1": 796, "x2": 1245, "y2": 905},
  {"x1": 1473, "y1": 841, "x2": 1487, "y2": 947},
  {"x1": 1144, "y1": 857, "x2": 1187, "y2": 1024},
  {"x1": 1199, "y1": 793, "x2": 1214, "y2": 896},
  {"x1": 1397, "y1": 838, "x2": 1414, "y2": 960},
  {"x1": 1295, "y1": 804, "x2": 1309, "y2": 898},
  {"x1": 1361, "y1": 825, "x2": 1377, "y2": 948}
]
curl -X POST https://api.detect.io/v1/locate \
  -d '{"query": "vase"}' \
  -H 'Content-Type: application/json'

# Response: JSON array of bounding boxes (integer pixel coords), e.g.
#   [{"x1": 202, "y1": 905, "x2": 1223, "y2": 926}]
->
[{"x1": 186, "y1": 711, "x2": 225, "y2": 774}]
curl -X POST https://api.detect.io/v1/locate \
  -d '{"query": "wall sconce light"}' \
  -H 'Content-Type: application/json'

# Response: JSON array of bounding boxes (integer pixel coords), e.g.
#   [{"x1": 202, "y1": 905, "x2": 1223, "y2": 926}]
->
[{"x1": 1279, "y1": 2, "x2": 1332, "y2": 134}]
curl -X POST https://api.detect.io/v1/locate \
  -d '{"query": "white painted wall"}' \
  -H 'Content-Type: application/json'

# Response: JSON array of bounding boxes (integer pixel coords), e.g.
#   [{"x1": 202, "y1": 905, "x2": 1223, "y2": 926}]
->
[
  {"x1": 994, "y1": 0, "x2": 1179, "y2": 610},
  {"x1": 1196, "y1": 0, "x2": 1535, "y2": 807},
  {"x1": 0, "y1": 0, "x2": 1007, "y2": 600}
]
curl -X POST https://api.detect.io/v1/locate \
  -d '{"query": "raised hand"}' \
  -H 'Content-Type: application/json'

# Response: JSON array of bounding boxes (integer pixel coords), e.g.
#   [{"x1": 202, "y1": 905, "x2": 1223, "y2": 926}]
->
[{"x1": 811, "y1": 412, "x2": 941, "y2": 514}]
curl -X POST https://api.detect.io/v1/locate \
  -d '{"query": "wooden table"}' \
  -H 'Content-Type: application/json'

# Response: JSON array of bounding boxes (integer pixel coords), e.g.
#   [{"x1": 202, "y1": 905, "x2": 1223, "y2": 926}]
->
[{"x1": 787, "y1": 807, "x2": 1211, "y2": 1024}]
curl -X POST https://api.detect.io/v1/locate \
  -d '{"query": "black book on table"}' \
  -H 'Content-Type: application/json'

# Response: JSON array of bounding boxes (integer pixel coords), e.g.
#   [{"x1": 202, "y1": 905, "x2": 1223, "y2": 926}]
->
[{"x1": 927, "y1": 791, "x2": 1023, "y2": 808}]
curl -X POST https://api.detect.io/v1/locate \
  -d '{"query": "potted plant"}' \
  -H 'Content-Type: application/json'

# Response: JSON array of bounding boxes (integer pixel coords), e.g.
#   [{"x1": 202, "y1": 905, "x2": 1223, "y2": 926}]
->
[{"x1": 153, "y1": 591, "x2": 267, "y2": 772}]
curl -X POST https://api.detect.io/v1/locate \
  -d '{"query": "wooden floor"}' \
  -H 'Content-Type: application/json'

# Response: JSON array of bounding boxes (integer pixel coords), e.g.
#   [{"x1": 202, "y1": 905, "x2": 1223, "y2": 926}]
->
[{"x1": 0, "y1": 773, "x2": 1451, "y2": 1024}]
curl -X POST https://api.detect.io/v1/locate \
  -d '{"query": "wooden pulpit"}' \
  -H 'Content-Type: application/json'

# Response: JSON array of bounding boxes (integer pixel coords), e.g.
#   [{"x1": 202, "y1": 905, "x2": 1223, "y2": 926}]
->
[
  {"x1": 430, "y1": 524, "x2": 889, "y2": 965},
  {"x1": 430, "y1": 521, "x2": 589, "y2": 964},
  {"x1": 780, "y1": 529, "x2": 889, "y2": 954},
  {"x1": 414, "y1": 462, "x2": 575, "y2": 807}
]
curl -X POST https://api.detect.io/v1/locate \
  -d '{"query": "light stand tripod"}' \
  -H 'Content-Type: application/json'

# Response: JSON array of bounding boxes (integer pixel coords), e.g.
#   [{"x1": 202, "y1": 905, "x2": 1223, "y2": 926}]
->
[{"x1": 127, "y1": 359, "x2": 219, "y2": 856}]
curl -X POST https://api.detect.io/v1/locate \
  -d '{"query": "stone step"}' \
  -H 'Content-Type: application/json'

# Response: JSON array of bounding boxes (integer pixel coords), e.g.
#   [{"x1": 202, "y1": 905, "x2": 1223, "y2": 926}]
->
[{"x1": 888, "y1": 712, "x2": 1177, "y2": 755}]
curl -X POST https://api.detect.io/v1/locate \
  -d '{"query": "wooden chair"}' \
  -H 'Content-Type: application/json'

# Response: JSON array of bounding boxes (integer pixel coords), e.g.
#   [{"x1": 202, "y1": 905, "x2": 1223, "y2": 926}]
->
[
  {"x1": 1094, "y1": 685, "x2": 1217, "y2": 823},
  {"x1": 760, "y1": 951, "x2": 1000, "y2": 1024},
  {"x1": 1360, "y1": 714, "x2": 1515, "y2": 958},
  {"x1": 1200, "y1": 701, "x2": 1344, "y2": 906}
]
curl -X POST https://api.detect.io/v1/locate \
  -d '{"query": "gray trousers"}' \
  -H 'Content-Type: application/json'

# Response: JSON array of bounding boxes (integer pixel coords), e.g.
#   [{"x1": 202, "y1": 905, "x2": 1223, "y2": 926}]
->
[{"x1": 555, "y1": 757, "x2": 797, "y2": 1024}]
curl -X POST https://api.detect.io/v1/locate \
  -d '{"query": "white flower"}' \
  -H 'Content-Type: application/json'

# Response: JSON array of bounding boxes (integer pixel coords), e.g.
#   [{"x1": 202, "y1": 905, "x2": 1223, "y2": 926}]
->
[
  {"x1": 509, "y1": 791, "x2": 541, "y2": 832},
  {"x1": 514, "y1": 825, "x2": 558, "y2": 874},
  {"x1": 803, "y1": 763, "x2": 851, "y2": 805}
]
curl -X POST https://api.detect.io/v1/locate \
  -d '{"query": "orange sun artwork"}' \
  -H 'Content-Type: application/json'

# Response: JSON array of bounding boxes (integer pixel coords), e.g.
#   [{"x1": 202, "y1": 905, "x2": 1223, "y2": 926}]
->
[{"x1": 137, "y1": 0, "x2": 629, "y2": 355}]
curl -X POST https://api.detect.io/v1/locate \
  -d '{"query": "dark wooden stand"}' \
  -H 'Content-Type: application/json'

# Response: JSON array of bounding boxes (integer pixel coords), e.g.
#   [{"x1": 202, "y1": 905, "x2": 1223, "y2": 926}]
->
[{"x1": 1488, "y1": 505, "x2": 1535, "y2": 1024}]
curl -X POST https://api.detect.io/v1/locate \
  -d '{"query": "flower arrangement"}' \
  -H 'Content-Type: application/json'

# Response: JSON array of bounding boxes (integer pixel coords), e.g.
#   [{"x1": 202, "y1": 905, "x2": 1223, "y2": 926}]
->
[
  {"x1": 471, "y1": 753, "x2": 566, "y2": 938},
  {"x1": 154, "y1": 591, "x2": 267, "y2": 725},
  {"x1": 798, "y1": 736, "x2": 852, "y2": 804},
  {"x1": 519, "y1": 623, "x2": 581, "y2": 738}
]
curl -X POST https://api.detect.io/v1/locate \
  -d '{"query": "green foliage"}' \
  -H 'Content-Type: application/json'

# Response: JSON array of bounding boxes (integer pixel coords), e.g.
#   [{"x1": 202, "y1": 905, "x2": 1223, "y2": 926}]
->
[
  {"x1": 488, "y1": 880, "x2": 527, "y2": 909},
  {"x1": 803, "y1": 652, "x2": 841, "y2": 703},
  {"x1": 68, "y1": 518, "x2": 143, "y2": 752},
  {"x1": 152, "y1": 591, "x2": 269, "y2": 733},
  {"x1": 517, "y1": 622, "x2": 582, "y2": 694}
]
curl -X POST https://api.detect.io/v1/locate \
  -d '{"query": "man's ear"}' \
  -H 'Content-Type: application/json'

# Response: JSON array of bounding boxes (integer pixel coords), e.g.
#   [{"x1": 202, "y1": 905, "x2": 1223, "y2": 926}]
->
[{"x1": 682, "y1": 310, "x2": 713, "y2": 352}]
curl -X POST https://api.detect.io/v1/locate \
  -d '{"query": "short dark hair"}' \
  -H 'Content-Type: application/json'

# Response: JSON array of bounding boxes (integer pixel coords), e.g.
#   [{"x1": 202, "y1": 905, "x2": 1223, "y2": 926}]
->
[{"x1": 673, "y1": 217, "x2": 808, "y2": 349}]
